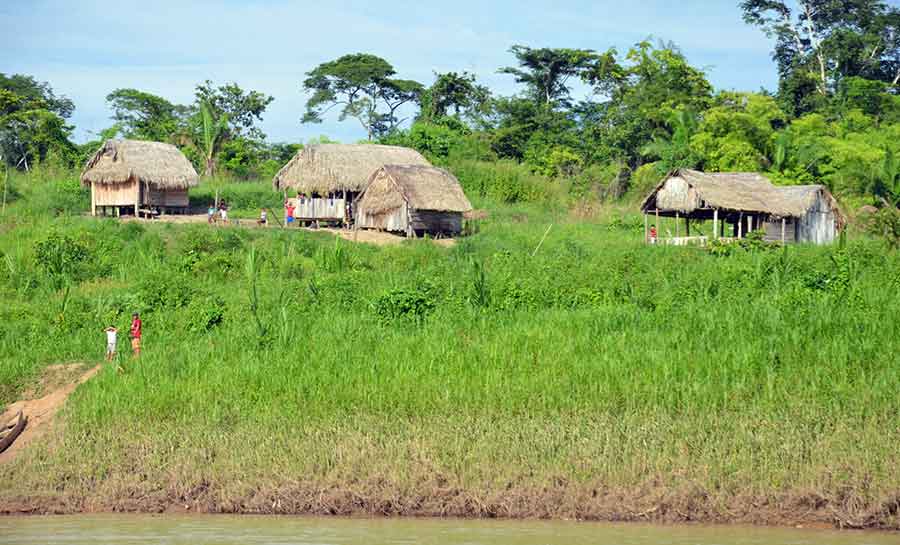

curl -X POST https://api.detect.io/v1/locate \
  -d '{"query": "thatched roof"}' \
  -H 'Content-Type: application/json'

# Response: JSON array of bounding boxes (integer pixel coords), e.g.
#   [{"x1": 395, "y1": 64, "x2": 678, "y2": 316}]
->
[
  {"x1": 81, "y1": 139, "x2": 198, "y2": 189},
  {"x1": 359, "y1": 165, "x2": 473, "y2": 214},
  {"x1": 641, "y1": 169, "x2": 843, "y2": 221},
  {"x1": 272, "y1": 144, "x2": 430, "y2": 193}
]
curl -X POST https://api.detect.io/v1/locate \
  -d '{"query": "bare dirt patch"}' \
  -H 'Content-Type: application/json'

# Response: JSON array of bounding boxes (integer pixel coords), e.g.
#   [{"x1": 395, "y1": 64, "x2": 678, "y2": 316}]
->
[{"x1": 0, "y1": 364, "x2": 101, "y2": 464}]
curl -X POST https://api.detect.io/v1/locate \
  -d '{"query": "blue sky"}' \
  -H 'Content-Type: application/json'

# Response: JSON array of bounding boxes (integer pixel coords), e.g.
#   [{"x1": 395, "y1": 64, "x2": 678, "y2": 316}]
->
[{"x1": 2, "y1": 0, "x2": 779, "y2": 144}]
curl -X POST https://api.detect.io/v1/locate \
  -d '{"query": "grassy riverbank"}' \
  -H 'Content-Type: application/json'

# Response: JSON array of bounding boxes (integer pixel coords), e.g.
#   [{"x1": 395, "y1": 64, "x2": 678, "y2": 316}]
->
[{"x1": 1, "y1": 172, "x2": 899, "y2": 529}]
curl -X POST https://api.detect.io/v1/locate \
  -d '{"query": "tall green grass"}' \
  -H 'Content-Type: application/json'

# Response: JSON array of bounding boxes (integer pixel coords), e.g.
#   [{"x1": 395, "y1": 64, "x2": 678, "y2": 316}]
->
[{"x1": 0, "y1": 171, "x2": 898, "y2": 522}]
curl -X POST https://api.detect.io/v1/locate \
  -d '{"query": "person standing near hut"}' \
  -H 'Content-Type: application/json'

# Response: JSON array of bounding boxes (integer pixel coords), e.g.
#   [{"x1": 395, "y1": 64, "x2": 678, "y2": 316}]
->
[
  {"x1": 219, "y1": 202, "x2": 228, "y2": 224},
  {"x1": 649, "y1": 224, "x2": 658, "y2": 245},
  {"x1": 207, "y1": 204, "x2": 216, "y2": 224},
  {"x1": 285, "y1": 200, "x2": 295, "y2": 227},
  {"x1": 130, "y1": 313, "x2": 142, "y2": 358},
  {"x1": 258, "y1": 208, "x2": 268, "y2": 226},
  {"x1": 104, "y1": 326, "x2": 118, "y2": 362}
]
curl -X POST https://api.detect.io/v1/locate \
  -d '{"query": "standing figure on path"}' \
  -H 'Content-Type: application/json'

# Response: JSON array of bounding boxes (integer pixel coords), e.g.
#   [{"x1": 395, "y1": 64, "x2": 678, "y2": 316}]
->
[
  {"x1": 207, "y1": 204, "x2": 216, "y2": 224},
  {"x1": 130, "y1": 313, "x2": 142, "y2": 358},
  {"x1": 258, "y1": 208, "x2": 268, "y2": 226},
  {"x1": 219, "y1": 202, "x2": 228, "y2": 224},
  {"x1": 104, "y1": 326, "x2": 118, "y2": 362},
  {"x1": 285, "y1": 200, "x2": 295, "y2": 227},
  {"x1": 649, "y1": 224, "x2": 658, "y2": 245}
]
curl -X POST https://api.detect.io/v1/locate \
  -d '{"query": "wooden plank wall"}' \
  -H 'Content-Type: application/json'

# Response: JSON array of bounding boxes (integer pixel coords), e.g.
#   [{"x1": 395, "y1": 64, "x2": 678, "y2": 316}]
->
[
  {"x1": 409, "y1": 210, "x2": 463, "y2": 235},
  {"x1": 286, "y1": 196, "x2": 346, "y2": 221}
]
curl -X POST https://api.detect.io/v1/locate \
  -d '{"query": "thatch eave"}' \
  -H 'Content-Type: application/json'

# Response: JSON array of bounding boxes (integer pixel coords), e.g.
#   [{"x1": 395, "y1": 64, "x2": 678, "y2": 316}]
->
[{"x1": 80, "y1": 139, "x2": 199, "y2": 190}]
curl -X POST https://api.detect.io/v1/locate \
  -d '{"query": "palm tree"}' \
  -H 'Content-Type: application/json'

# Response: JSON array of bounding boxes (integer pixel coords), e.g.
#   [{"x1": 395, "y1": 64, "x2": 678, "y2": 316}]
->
[{"x1": 198, "y1": 101, "x2": 228, "y2": 176}]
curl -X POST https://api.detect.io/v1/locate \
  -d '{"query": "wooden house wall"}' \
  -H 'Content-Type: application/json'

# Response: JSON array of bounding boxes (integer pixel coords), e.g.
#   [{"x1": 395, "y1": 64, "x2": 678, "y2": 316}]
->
[
  {"x1": 141, "y1": 186, "x2": 189, "y2": 208},
  {"x1": 286, "y1": 196, "x2": 346, "y2": 221},
  {"x1": 356, "y1": 204, "x2": 409, "y2": 232},
  {"x1": 409, "y1": 210, "x2": 463, "y2": 235},
  {"x1": 92, "y1": 181, "x2": 138, "y2": 207},
  {"x1": 763, "y1": 219, "x2": 798, "y2": 243},
  {"x1": 796, "y1": 191, "x2": 837, "y2": 244}
]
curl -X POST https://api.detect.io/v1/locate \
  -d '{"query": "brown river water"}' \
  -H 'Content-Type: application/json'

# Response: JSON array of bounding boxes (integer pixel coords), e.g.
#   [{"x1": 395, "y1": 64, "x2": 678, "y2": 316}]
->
[{"x1": 1, "y1": 516, "x2": 899, "y2": 545}]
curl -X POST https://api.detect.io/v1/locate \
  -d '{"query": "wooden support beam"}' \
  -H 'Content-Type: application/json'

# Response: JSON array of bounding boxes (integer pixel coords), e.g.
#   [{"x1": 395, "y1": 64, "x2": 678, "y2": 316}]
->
[
  {"x1": 747, "y1": 215, "x2": 753, "y2": 236},
  {"x1": 781, "y1": 218, "x2": 786, "y2": 244},
  {"x1": 644, "y1": 213, "x2": 648, "y2": 243},
  {"x1": 738, "y1": 212, "x2": 743, "y2": 239},
  {"x1": 675, "y1": 211, "x2": 680, "y2": 237},
  {"x1": 713, "y1": 209, "x2": 718, "y2": 240}
]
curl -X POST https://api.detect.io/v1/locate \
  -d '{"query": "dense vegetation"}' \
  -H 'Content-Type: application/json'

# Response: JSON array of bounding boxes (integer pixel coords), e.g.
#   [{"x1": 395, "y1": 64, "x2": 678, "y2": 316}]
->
[
  {"x1": 0, "y1": 171, "x2": 898, "y2": 526},
  {"x1": 1, "y1": 0, "x2": 900, "y2": 527}
]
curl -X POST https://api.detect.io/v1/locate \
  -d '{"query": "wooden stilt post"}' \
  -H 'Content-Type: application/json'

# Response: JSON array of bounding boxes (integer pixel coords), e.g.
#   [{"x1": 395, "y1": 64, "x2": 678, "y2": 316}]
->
[
  {"x1": 90, "y1": 184, "x2": 96, "y2": 217},
  {"x1": 781, "y1": 218, "x2": 786, "y2": 244},
  {"x1": 747, "y1": 215, "x2": 753, "y2": 237},
  {"x1": 686, "y1": 217, "x2": 691, "y2": 237},
  {"x1": 738, "y1": 212, "x2": 743, "y2": 239},
  {"x1": 713, "y1": 209, "x2": 718, "y2": 240},
  {"x1": 675, "y1": 211, "x2": 680, "y2": 238},
  {"x1": 644, "y1": 213, "x2": 648, "y2": 243}
]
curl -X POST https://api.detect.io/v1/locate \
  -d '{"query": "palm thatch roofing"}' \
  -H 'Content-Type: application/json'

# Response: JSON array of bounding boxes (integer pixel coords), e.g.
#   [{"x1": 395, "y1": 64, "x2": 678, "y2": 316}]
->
[
  {"x1": 81, "y1": 139, "x2": 199, "y2": 189},
  {"x1": 272, "y1": 144, "x2": 430, "y2": 193},
  {"x1": 641, "y1": 169, "x2": 844, "y2": 224},
  {"x1": 359, "y1": 165, "x2": 473, "y2": 215}
]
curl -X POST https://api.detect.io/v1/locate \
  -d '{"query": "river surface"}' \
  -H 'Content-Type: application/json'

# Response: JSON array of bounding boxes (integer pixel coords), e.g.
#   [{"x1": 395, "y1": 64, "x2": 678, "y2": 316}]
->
[{"x1": 1, "y1": 516, "x2": 898, "y2": 545}]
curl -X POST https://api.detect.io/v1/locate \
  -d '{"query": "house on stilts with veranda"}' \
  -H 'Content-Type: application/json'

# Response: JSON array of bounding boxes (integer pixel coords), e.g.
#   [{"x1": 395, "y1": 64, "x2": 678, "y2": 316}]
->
[
  {"x1": 640, "y1": 169, "x2": 845, "y2": 245},
  {"x1": 82, "y1": 139, "x2": 198, "y2": 217},
  {"x1": 272, "y1": 144, "x2": 430, "y2": 227}
]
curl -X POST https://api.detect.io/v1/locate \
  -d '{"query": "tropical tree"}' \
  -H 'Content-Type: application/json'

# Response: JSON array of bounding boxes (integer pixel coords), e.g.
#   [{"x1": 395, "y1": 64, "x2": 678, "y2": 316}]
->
[
  {"x1": 498, "y1": 45, "x2": 606, "y2": 108},
  {"x1": 0, "y1": 74, "x2": 76, "y2": 169},
  {"x1": 194, "y1": 81, "x2": 273, "y2": 141},
  {"x1": 106, "y1": 88, "x2": 189, "y2": 142},
  {"x1": 302, "y1": 53, "x2": 423, "y2": 140},
  {"x1": 198, "y1": 101, "x2": 228, "y2": 176},
  {"x1": 419, "y1": 71, "x2": 491, "y2": 126},
  {"x1": 741, "y1": 0, "x2": 900, "y2": 115}
]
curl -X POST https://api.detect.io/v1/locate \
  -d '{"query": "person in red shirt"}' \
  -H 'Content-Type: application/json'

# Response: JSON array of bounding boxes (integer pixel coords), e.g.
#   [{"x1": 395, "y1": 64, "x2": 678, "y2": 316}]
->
[
  {"x1": 285, "y1": 200, "x2": 296, "y2": 227},
  {"x1": 130, "y1": 313, "x2": 142, "y2": 357},
  {"x1": 649, "y1": 225, "x2": 658, "y2": 245}
]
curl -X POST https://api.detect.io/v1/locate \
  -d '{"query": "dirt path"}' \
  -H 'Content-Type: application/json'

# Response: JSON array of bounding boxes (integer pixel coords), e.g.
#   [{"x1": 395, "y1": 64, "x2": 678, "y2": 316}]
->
[
  {"x1": 0, "y1": 364, "x2": 101, "y2": 463},
  {"x1": 117, "y1": 214, "x2": 457, "y2": 247}
]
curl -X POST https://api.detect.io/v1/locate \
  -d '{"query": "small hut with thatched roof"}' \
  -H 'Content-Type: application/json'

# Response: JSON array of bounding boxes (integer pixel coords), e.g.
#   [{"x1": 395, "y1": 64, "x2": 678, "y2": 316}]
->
[
  {"x1": 82, "y1": 139, "x2": 198, "y2": 217},
  {"x1": 640, "y1": 169, "x2": 844, "y2": 245},
  {"x1": 272, "y1": 144, "x2": 430, "y2": 226},
  {"x1": 355, "y1": 165, "x2": 473, "y2": 237}
]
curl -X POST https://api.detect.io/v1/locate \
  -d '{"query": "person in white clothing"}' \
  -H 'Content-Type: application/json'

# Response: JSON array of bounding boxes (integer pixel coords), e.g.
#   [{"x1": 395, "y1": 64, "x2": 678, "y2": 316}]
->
[{"x1": 104, "y1": 326, "x2": 118, "y2": 362}]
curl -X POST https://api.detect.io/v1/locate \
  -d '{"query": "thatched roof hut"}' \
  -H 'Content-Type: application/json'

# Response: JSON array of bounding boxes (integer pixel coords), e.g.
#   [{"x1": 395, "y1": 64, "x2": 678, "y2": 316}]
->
[
  {"x1": 81, "y1": 139, "x2": 198, "y2": 216},
  {"x1": 356, "y1": 165, "x2": 473, "y2": 236},
  {"x1": 81, "y1": 139, "x2": 198, "y2": 189},
  {"x1": 641, "y1": 169, "x2": 844, "y2": 244},
  {"x1": 272, "y1": 144, "x2": 430, "y2": 194}
]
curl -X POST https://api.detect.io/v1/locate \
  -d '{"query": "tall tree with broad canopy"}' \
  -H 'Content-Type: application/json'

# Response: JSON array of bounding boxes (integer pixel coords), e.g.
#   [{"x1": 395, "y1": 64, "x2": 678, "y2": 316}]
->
[
  {"x1": 741, "y1": 0, "x2": 900, "y2": 115},
  {"x1": 194, "y1": 80, "x2": 274, "y2": 141},
  {"x1": 419, "y1": 71, "x2": 491, "y2": 125},
  {"x1": 106, "y1": 88, "x2": 190, "y2": 142},
  {"x1": 302, "y1": 53, "x2": 424, "y2": 140},
  {"x1": 498, "y1": 46, "x2": 609, "y2": 108},
  {"x1": 0, "y1": 73, "x2": 76, "y2": 169}
]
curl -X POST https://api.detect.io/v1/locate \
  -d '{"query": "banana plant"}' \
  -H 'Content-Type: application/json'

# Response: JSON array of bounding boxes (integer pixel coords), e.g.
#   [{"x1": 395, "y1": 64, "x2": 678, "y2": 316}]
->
[{"x1": 199, "y1": 101, "x2": 228, "y2": 176}]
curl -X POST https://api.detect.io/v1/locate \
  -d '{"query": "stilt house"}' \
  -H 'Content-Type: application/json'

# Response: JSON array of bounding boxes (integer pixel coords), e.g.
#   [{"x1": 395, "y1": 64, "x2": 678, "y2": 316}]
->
[
  {"x1": 641, "y1": 169, "x2": 844, "y2": 245},
  {"x1": 355, "y1": 165, "x2": 473, "y2": 237},
  {"x1": 272, "y1": 144, "x2": 430, "y2": 226},
  {"x1": 82, "y1": 139, "x2": 198, "y2": 217}
]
